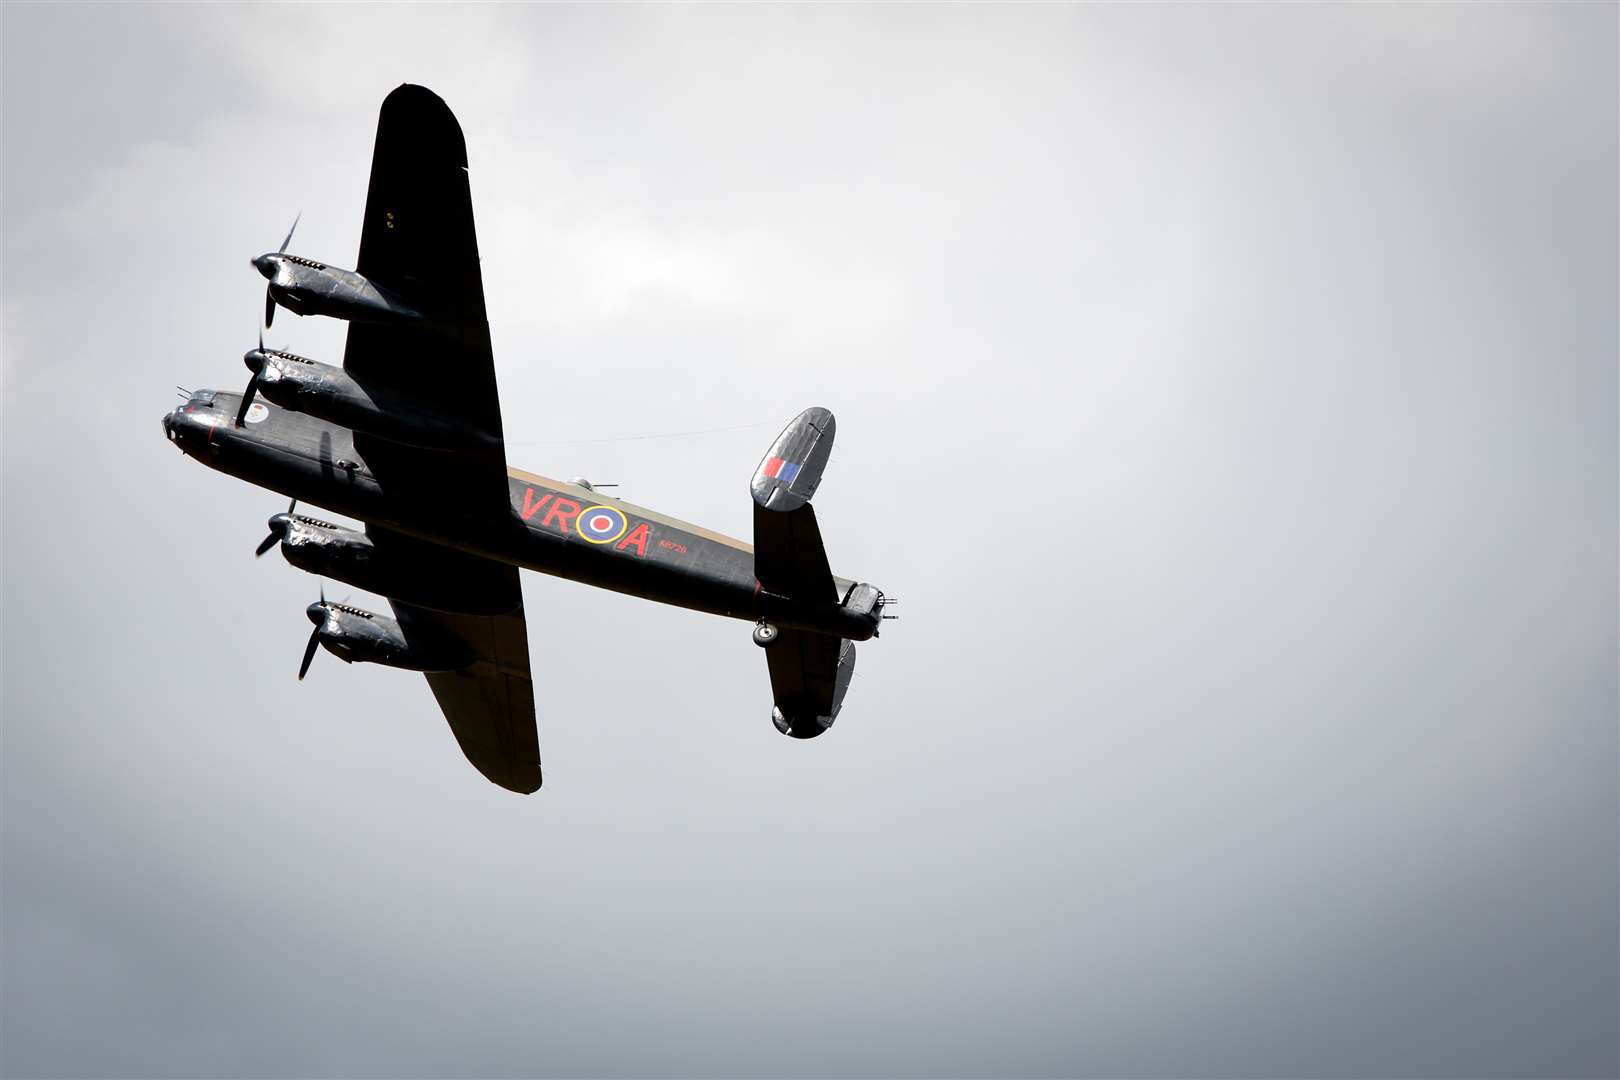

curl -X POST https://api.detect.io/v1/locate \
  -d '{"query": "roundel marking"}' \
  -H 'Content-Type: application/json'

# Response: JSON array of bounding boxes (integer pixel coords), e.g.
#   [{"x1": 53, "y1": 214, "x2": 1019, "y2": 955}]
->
[
  {"x1": 578, "y1": 504, "x2": 628, "y2": 545},
  {"x1": 244, "y1": 402, "x2": 270, "y2": 424}
]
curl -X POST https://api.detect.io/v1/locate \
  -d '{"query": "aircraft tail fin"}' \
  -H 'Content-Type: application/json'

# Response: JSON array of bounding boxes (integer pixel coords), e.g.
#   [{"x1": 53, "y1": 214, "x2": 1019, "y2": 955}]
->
[{"x1": 750, "y1": 405, "x2": 834, "y2": 514}]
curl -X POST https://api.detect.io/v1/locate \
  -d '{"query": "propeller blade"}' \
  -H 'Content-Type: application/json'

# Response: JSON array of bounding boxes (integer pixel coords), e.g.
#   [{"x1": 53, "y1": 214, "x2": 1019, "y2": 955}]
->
[
  {"x1": 298, "y1": 624, "x2": 321, "y2": 681},
  {"x1": 278, "y1": 211, "x2": 301, "y2": 255},
  {"x1": 264, "y1": 285, "x2": 276, "y2": 329},
  {"x1": 255, "y1": 497, "x2": 300, "y2": 557},
  {"x1": 234, "y1": 372, "x2": 260, "y2": 427}
]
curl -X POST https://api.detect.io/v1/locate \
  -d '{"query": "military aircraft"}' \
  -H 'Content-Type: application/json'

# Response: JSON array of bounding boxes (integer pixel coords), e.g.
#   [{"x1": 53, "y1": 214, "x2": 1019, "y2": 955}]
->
[{"x1": 161, "y1": 85, "x2": 893, "y2": 794}]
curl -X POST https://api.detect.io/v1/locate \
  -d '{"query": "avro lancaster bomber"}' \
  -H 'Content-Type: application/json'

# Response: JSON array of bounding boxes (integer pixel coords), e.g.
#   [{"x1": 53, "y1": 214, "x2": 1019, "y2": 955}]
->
[{"x1": 163, "y1": 85, "x2": 892, "y2": 794}]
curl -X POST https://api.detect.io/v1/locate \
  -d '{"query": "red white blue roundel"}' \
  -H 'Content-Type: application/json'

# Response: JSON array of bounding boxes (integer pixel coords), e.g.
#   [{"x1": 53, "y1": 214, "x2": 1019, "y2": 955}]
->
[{"x1": 578, "y1": 504, "x2": 628, "y2": 545}]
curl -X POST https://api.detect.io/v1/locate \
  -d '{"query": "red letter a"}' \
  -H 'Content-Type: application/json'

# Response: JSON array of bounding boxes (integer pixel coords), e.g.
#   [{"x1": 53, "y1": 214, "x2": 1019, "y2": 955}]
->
[{"x1": 617, "y1": 523, "x2": 650, "y2": 557}]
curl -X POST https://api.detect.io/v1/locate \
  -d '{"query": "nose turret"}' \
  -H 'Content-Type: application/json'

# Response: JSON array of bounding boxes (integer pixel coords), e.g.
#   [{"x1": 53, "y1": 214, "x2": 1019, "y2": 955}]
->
[{"x1": 161, "y1": 393, "x2": 226, "y2": 453}]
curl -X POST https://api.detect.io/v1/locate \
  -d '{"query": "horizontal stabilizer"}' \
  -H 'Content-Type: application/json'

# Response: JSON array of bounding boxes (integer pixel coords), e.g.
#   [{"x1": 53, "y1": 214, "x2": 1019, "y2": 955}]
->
[
  {"x1": 752, "y1": 407, "x2": 834, "y2": 512},
  {"x1": 768, "y1": 632, "x2": 855, "y2": 739},
  {"x1": 754, "y1": 502, "x2": 835, "y2": 603}
]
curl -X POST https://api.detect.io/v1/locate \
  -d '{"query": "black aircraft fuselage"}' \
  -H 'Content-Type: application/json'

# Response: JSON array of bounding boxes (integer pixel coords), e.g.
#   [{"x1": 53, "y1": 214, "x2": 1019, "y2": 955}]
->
[{"x1": 162, "y1": 390, "x2": 883, "y2": 643}]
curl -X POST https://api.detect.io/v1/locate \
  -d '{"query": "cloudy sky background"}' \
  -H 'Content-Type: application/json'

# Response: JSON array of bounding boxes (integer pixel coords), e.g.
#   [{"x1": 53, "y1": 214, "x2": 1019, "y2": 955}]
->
[{"x1": 3, "y1": 4, "x2": 1616, "y2": 1077}]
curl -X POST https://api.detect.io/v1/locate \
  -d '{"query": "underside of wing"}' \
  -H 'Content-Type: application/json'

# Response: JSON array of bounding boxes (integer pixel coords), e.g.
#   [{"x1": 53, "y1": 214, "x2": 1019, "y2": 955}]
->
[
  {"x1": 371, "y1": 526, "x2": 540, "y2": 794},
  {"x1": 422, "y1": 641, "x2": 540, "y2": 795},
  {"x1": 344, "y1": 84, "x2": 509, "y2": 515}
]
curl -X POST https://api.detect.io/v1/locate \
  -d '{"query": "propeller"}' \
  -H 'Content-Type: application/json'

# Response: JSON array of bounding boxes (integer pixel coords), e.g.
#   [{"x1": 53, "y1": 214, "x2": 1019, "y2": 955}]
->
[
  {"x1": 255, "y1": 212, "x2": 300, "y2": 329},
  {"x1": 235, "y1": 328, "x2": 270, "y2": 427},
  {"x1": 277, "y1": 213, "x2": 299, "y2": 254},
  {"x1": 299, "y1": 624, "x2": 322, "y2": 681},
  {"x1": 299, "y1": 582, "x2": 327, "y2": 681},
  {"x1": 254, "y1": 497, "x2": 297, "y2": 557}
]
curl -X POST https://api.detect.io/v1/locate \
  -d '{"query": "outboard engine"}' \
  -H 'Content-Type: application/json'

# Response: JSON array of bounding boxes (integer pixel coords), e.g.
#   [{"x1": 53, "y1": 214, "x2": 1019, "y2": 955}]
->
[{"x1": 299, "y1": 596, "x2": 470, "y2": 680}]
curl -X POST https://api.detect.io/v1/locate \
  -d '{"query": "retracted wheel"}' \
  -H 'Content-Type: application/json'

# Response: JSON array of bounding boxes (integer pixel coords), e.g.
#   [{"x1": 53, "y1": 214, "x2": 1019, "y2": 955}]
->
[{"x1": 752, "y1": 621, "x2": 779, "y2": 648}]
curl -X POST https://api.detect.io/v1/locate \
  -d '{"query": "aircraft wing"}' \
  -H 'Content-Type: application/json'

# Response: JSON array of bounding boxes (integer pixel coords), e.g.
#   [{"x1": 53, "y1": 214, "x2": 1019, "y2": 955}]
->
[
  {"x1": 333, "y1": 88, "x2": 534, "y2": 791},
  {"x1": 370, "y1": 525, "x2": 541, "y2": 794},
  {"x1": 343, "y1": 83, "x2": 509, "y2": 515}
]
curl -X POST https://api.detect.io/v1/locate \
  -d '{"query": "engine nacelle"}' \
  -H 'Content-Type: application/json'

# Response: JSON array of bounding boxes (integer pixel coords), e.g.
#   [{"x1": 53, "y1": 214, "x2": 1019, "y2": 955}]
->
[
  {"x1": 245, "y1": 347, "x2": 497, "y2": 451},
  {"x1": 312, "y1": 601, "x2": 469, "y2": 672},
  {"x1": 278, "y1": 513, "x2": 517, "y2": 615},
  {"x1": 255, "y1": 253, "x2": 426, "y2": 328}
]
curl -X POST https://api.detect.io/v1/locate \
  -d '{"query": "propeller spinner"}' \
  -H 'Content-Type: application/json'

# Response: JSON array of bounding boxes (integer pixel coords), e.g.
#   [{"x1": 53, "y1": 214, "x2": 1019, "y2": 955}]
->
[
  {"x1": 255, "y1": 497, "x2": 298, "y2": 557},
  {"x1": 252, "y1": 212, "x2": 300, "y2": 329}
]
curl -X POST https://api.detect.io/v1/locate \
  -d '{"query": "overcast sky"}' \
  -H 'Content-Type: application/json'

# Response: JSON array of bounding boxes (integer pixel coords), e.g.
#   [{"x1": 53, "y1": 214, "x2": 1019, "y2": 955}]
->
[{"x1": 3, "y1": 4, "x2": 1616, "y2": 1078}]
